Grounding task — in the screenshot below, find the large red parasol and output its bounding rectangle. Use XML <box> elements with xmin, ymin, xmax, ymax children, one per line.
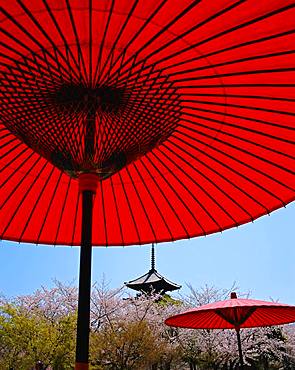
<box><xmin>1</xmin><ymin>1</ymin><xmax>295</xmax><ymax>369</ymax></box>
<box><xmin>165</xmin><ymin>292</ymin><xmax>295</xmax><ymax>368</ymax></box>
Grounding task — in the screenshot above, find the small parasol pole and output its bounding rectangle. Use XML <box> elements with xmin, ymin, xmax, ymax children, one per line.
<box><xmin>235</xmin><ymin>327</ymin><xmax>244</xmax><ymax>370</ymax></box>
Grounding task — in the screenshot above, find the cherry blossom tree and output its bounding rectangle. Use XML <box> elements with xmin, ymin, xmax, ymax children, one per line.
<box><xmin>0</xmin><ymin>280</ymin><xmax>294</xmax><ymax>369</ymax></box>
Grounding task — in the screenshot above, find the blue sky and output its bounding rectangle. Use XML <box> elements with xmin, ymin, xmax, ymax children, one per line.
<box><xmin>1</xmin><ymin>201</ymin><xmax>294</xmax><ymax>304</ymax></box>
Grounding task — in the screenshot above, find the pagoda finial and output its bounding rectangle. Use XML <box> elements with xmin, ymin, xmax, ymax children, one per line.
<box><xmin>151</xmin><ymin>243</ymin><xmax>155</xmax><ymax>271</ymax></box>
<box><xmin>125</xmin><ymin>242</ymin><xmax>181</xmax><ymax>294</ymax></box>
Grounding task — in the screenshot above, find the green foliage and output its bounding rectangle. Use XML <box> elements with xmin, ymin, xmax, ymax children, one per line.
<box><xmin>157</xmin><ymin>294</ymin><xmax>182</xmax><ymax>306</ymax></box>
<box><xmin>0</xmin><ymin>303</ymin><xmax>76</xmax><ymax>369</ymax></box>
<box><xmin>90</xmin><ymin>320</ymin><xmax>162</xmax><ymax>369</ymax></box>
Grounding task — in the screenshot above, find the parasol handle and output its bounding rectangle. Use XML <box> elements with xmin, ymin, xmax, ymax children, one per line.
<box><xmin>75</xmin><ymin>174</ymin><xmax>98</xmax><ymax>370</ymax></box>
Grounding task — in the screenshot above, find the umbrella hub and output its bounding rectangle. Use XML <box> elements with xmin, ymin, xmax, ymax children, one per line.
<box><xmin>1</xmin><ymin>52</ymin><xmax>182</xmax><ymax>179</ymax></box>
<box><xmin>54</xmin><ymin>84</ymin><xmax>126</xmax><ymax>114</ymax></box>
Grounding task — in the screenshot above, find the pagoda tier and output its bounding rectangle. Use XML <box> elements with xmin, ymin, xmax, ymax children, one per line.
<box><xmin>125</xmin><ymin>244</ymin><xmax>181</xmax><ymax>295</ymax></box>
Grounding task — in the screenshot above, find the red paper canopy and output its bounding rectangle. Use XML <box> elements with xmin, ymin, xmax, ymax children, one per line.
<box><xmin>165</xmin><ymin>295</ymin><xmax>295</xmax><ymax>329</ymax></box>
<box><xmin>0</xmin><ymin>1</ymin><xmax>295</xmax><ymax>246</ymax></box>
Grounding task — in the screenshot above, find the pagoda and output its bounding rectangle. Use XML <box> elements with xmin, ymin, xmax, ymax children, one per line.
<box><xmin>125</xmin><ymin>244</ymin><xmax>181</xmax><ymax>295</ymax></box>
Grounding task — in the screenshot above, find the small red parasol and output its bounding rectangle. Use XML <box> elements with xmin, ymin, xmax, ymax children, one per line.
<box><xmin>165</xmin><ymin>292</ymin><xmax>295</xmax><ymax>368</ymax></box>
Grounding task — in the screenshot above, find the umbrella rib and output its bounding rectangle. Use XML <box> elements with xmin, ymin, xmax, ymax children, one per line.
<box><xmin>2</xmin><ymin>61</ymin><xmax>55</xmax><ymax>100</ymax></box>
<box><xmin>179</xmin><ymin>82</ymin><xmax>295</xmax><ymax>88</ymax></box>
<box><xmin>182</xmin><ymin>104</ymin><xmax>295</xmax><ymax>134</ymax></box>
<box><xmin>121</xmin><ymin>90</ymin><xmax>175</xmax><ymax>153</ymax></box>
<box><xmin>122</xmin><ymin>81</ymin><xmax>181</xmax><ymax>145</ymax></box>
<box><xmin>139</xmin><ymin>157</ymin><xmax>190</xmax><ymax>239</ymax></box>
<box><xmin>3</xmin><ymin>63</ymin><xmax>62</xmax><ymax>129</ymax></box>
<box><xmin>182</xmin><ymin>98</ymin><xmax>295</xmax><ymax>119</ymax></box>
<box><xmin>179</xmin><ymin>117</ymin><xmax>295</xmax><ymax>160</ymax></box>
<box><xmin>120</xmin><ymin>34</ymin><xmax>295</xmax><ymax>84</ymax></box>
<box><xmin>104</xmin><ymin>65</ymin><xmax>174</xmax><ymax>160</ymax></box>
<box><xmin>202</xmin><ymin>310</ymin><xmax>223</xmax><ymax>329</ymax></box>
<box><xmin>215</xmin><ymin>309</ymin><xmax>236</xmax><ymax>326</ymax></box>
<box><xmin>157</xmin><ymin>144</ymin><xmax>241</xmax><ymax>225</ymax></box>
<box><xmin>1</xmin><ymin>60</ymin><xmax>87</xmax><ymax>169</ymax></box>
<box><xmin>125</xmin><ymin>165</ymin><xmax>158</xmax><ymax>242</ymax></box>
<box><xmin>118</xmin><ymin>107</ymin><xmax>179</xmax><ymax>162</ymax></box>
<box><xmin>41</xmin><ymin>0</ymin><xmax>83</xmax><ymax>82</ymax></box>
<box><xmin>18</xmin><ymin>165</ymin><xmax>56</xmax><ymax>242</ymax></box>
<box><xmin>70</xmin><ymin>190</ymin><xmax>80</xmax><ymax>247</ymax></box>
<box><xmin>97</xmin><ymin>58</ymin><xmax>144</xmax><ymax>161</ymax></box>
<box><xmin>0</xmin><ymin>131</ymin><xmax>23</xmax><ymax>152</ymax></box>
<box><xmin>238</xmin><ymin>308</ymin><xmax>257</xmax><ymax>327</ymax></box>
<box><xmin>149</xmin><ymin>151</ymin><xmax>207</xmax><ymax>234</ymax></box>
<box><xmin>97</xmin><ymin>0</ymin><xmax>139</xmax><ymax>84</ymax></box>
<box><xmin>174</xmin><ymin>67</ymin><xmax>295</xmax><ymax>83</ymax></box>
<box><xmin>53</xmin><ymin>176</ymin><xmax>72</xmax><ymax>246</ymax></box>
<box><xmin>168</xmin><ymin>50</ymin><xmax>295</xmax><ymax>78</ymax></box>
<box><xmin>178</xmin><ymin>117</ymin><xmax>295</xmax><ymax>177</ymax></box>
<box><xmin>95</xmin><ymin>110</ymin><xmax>106</xmax><ymax>168</ymax></box>
<box><xmin>132</xmin><ymin>161</ymin><xmax>175</xmax><ymax>241</ymax></box>
<box><xmin>102</xmin><ymin>0</ymin><xmax>168</xmax><ymax>83</ymax></box>
<box><xmin>107</xmin><ymin>0</ymin><xmax>201</xmax><ymax>83</ymax></box>
<box><xmin>0</xmin><ymin>134</ymin><xmax>19</xmax><ymax>149</ymax></box>
<box><xmin>100</xmin><ymin>58</ymin><xmax>147</xmax><ymax>160</ymax></box>
<box><xmin>122</xmin><ymin>51</ymin><xmax>295</xmax><ymax>86</ymax></box>
<box><xmin>161</xmin><ymin>140</ymin><xmax>260</xmax><ymax>217</ymax></box>
<box><xmin>0</xmin><ymin>146</ymin><xmax>31</xmax><ymax>175</ymax></box>
<box><xmin>107</xmin><ymin>2</ymin><xmax>294</xmax><ymax>85</ymax></box>
<box><xmin>0</xmin><ymin>14</ymin><xmax>79</xmax><ymax>82</ymax></box>
<box><xmin>126</xmin><ymin>99</ymin><xmax>294</xmax><ymax>170</ymax></box>
<box><xmin>106</xmin><ymin>0</ymin><xmax>242</xmax><ymax>85</ymax></box>
<box><xmin>58</xmin><ymin>108</ymin><xmax>86</xmax><ymax>167</ymax></box>
<box><xmin>182</xmin><ymin>92</ymin><xmax>295</xmax><ymax>103</ymax></box>
<box><xmin>181</xmin><ymin>109</ymin><xmax>295</xmax><ymax>147</ymax></box>
<box><xmin>0</xmin><ymin>150</ymin><xmax>35</xmax><ymax>191</ymax></box>
<box><xmin>155</xmin><ymin>3</ymin><xmax>295</xmax><ymax>65</ymax></box>
<box><xmin>175</xmin><ymin>130</ymin><xmax>293</xmax><ymax>202</ymax></box>
<box><xmin>39</xmin><ymin>48</ymin><xmax>62</xmax><ymax>85</ymax></box>
<box><xmin>157</xmin><ymin>145</ymin><xmax>239</xmax><ymax>228</ymax></box>
<box><xmin>0</xmin><ymin>60</ymin><xmax>60</xmax><ymax>92</ymax></box>
<box><xmin>158</xmin><ymin>145</ymin><xmax>236</xmax><ymax>229</ymax></box>
<box><xmin>0</xmin><ymin>44</ymin><xmax>66</xmax><ymax>86</ymax></box>
<box><xmin>157</xmin><ymin>29</ymin><xmax>295</xmax><ymax>73</ymax></box>
<box><xmin>1</xmin><ymin>159</ymin><xmax>48</xmax><ymax>239</ymax></box>
<box><xmin>110</xmin><ymin>176</ymin><xmax>124</xmax><ymax>246</ymax></box>
<box><xmin>0</xmin><ymin>126</ymin><xmax>11</xmax><ymax>134</ymax></box>
<box><xmin>112</xmin><ymin>47</ymin><xmax>128</xmax><ymax>87</ymax></box>
<box><xmin>130</xmin><ymin>95</ymin><xmax>294</xmax><ymax>134</ymax></box>
<box><xmin>55</xmin><ymin>110</ymin><xmax>85</xmax><ymax>166</ymax></box>
<box><xmin>64</xmin><ymin>0</ymin><xmax>87</xmax><ymax>82</ymax></box>
<box><xmin>36</xmin><ymin>171</ymin><xmax>63</xmax><ymax>244</ymax></box>
<box><xmin>88</xmin><ymin>0</ymin><xmax>92</xmax><ymax>86</ymax></box>
<box><xmin>0</xmin><ymin>154</ymin><xmax>41</xmax><ymax>218</ymax></box>
<box><xmin>93</xmin><ymin>0</ymin><xmax>115</xmax><ymax>86</ymax></box>
<box><xmin>0</xmin><ymin>99</ymin><xmax>75</xmax><ymax>165</ymax></box>
<box><xmin>168</xmin><ymin>137</ymin><xmax>286</xmax><ymax>210</ymax></box>
<box><xmin>118</xmin><ymin>171</ymin><xmax>141</xmax><ymax>244</ymax></box>
<box><xmin>15</xmin><ymin>0</ymin><xmax>82</xmax><ymax>83</ymax></box>
<box><xmin>0</xmin><ymin>49</ymin><xmax>66</xmax><ymax>84</ymax></box>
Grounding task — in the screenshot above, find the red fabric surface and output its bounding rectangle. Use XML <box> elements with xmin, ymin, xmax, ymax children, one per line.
<box><xmin>165</xmin><ymin>297</ymin><xmax>295</xmax><ymax>329</ymax></box>
<box><xmin>0</xmin><ymin>1</ymin><xmax>294</xmax><ymax>246</ymax></box>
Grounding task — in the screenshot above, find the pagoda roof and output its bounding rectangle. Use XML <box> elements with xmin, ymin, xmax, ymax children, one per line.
<box><xmin>125</xmin><ymin>244</ymin><xmax>181</xmax><ymax>295</ymax></box>
<box><xmin>125</xmin><ymin>268</ymin><xmax>181</xmax><ymax>294</ymax></box>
